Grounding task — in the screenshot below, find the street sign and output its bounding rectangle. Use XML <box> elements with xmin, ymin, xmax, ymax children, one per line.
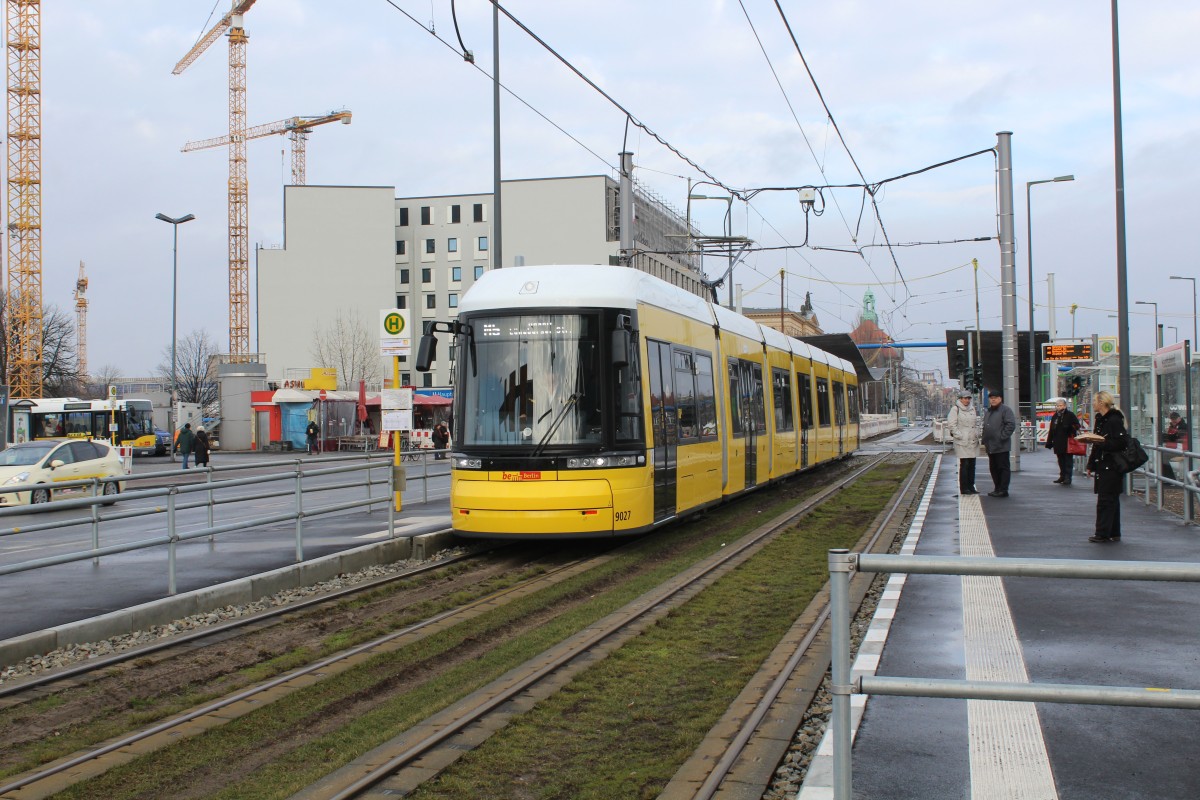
<box><xmin>319</xmin><ymin>389</ymin><xmax>327</xmax><ymax>401</ymax></box>
<box><xmin>380</xmin><ymin>308</ymin><xmax>411</xmax><ymax>356</ymax></box>
<box><xmin>1042</xmin><ymin>342</ymin><xmax>1094</xmax><ymax>363</ymax></box>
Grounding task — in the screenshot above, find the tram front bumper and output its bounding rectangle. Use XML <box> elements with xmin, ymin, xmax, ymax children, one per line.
<box><xmin>451</xmin><ymin>476</ymin><xmax>614</xmax><ymax>536</ymax></box>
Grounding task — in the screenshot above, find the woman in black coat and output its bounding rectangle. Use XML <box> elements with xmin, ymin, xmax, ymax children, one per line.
<box><xmin>193</xmin><ymin>426</ymin><xmax>211</xmax><ymax>468</ymax></box>
<box><xmin>1085</xmin><ymin>391</ymin><xmax>1128</xmax><ymax>542</ymax></box>
<box><xmin>1045</xmin><ymin>398</ymin><xmax>1081</xmax><ymax>485</ymax></box>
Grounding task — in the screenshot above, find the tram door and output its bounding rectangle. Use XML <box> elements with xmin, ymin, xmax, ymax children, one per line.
<box><xmin>798</xmin><ymin>373</ymin><xmax>812</xmax><ymax>468</ymax></box>
<box><xmin>740</xmin><ymin>359</ymin><xmax>761</xmax><ymax>489</ymax></box>
<box><xmin>647</xmin><ymin>340</ymin><xmax>678</xmax><ymax>522</ymax></box>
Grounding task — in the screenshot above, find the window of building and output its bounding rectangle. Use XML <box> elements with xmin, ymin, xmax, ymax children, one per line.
<box><xmin>421</xmin><ymin>268</ymin><xmax>432</xmax><ymax>283</ymax></box>
<box><xmin>451</xmin><ymin>266</ymin><xmax>462</xmax><ymax>282</ymax></box>
<box><xmin>448</xmin><ymin>237</ymin><xmax>458</xmax><ymax>253</ymax></box>
<box><xmin>451</xmin><ymin>204</ymin><xmax>461</xmax><ymax>223</ymax></box>
<box><xmin>420</xmin><ymin>206</ymin><xmax>431</xmax><ymax>225</ymax></box>
<box><xmin>399</xmin><ymin>268</ymin><xmax>410</xmax><ymax>284</ymax></box>
<box><xmin>422</xmin><ymin>373</ymin><xmax>434</xmax><ymax>388</ymax></box>
<box><xmin>395</xmin><ymin>240</ymin><xmax>406</xmax><ymax>256</ymax></box>
<box><xmin>402</xmin><ymin>372</ymin><xmax>411</xmax><ymax>385</ymax></box>
<box><xmin>426</xmin><ymin>294</ymin><xmax>436</xmax><ymax>309</ymax></box>
<box><xmin>473</xmin><ymin>203</ymin><xmax>484</xmax><ymax>222</ymax></box>
<box><xmin>478</xmin><ymin>235</ymin><xmax>488</xmax><ymax>251</ymax></box>
<box><xmin>474</xmin><ymin>265</ymin><xmax>485</xmax><ymax>280</ymax></box>
<box><xmin>449</xmin><ymin>293</ymin><xmax>458</xmax><ymax>308</ymax></box>
<box><xmin>424</xmin><ymin>238</ymin><xmax>435</xmax><ymax>254</ymax></box>
<box><xmin>398</xmin><ymin>207</ymin><xmax>409</xmax><ymax>226</ymax></box>
<box><xmin>396</xmin><ymin>295</ymin><xmax>407</xmax><ymax>309</ymax></box>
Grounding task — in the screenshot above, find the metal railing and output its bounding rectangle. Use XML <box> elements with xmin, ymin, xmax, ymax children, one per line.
<box><xmin>1133</xmin><ymin>442</ymin><xmax>1198</xmax><ymax>523</ymax></box>
<box><xmin>0</xmin><ymin>449</ymin><xmax>450</xmax><ymax>594</ymax></box>
<box><xmin>827</xmin><ymin>550</ymin><xmax>1200</xmax><ymax>799</ymax></box>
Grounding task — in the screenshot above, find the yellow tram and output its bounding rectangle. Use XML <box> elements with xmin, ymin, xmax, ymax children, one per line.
<box><xmin>416</xmin><ymin>265</ymin><xmax>859</xmax><ymax>539</ymax></box>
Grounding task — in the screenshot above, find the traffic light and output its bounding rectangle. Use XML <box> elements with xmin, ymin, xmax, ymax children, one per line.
<box><xmin>970</xmin><ymin>365</ymin><xmax>984</xmax><ymax>392</ymax></box>
<box><xmin>951</xmin><ymin>338</ymin><xmax>967</xmax><ymax>385</ymax></box>
<box><xmin>1067</xmin><ymin>375</ymin><xmax>1083</xmax><ymax>397</ymax></box>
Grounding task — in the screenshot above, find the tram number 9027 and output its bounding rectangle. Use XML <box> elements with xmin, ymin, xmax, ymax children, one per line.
<box><xmin>615</xmin><ymin>510</ymin><xmax>632</xmax><ymax>522</ymax></box>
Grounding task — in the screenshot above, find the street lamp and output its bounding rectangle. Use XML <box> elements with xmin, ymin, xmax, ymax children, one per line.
<box><xmin>1169</xmin><ymin>275</ymin><xmax>1197</xmax><ymax>352</ymax></box>
<box><xmin>1135</xmin><ymin>300</ymin><xmax>1159</xmax><ymax>349</ymax></box>
<box><xmin>155</xmin><ymin>212</ymin><xmax>195</xmax><ymax>462</ymax></box>
<box><xmin>1026</xmin><ymin>174</ymin><xmax>1073</xmax><ymax>412</ymax></box>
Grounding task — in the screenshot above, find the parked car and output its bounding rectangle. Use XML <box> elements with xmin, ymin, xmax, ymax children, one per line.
<box><xmin>154</xmin><ymin>428</ymin><xmax>171</xmax><ymax>456</ymax></box>
<box><xmin>0</xmin><ymin>439</ymin><xmax>128</xmax><ymax>506</ymax></box>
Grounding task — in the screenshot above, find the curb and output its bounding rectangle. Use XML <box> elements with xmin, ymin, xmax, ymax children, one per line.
<box><xmin>0</xmin><ymin>529</ymin><xmax>458</xmax><ymax>668</ymax></box>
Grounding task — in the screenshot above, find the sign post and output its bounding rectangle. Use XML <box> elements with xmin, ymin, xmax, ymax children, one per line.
<box><xmin>380</xmin><ymin>309</ymin><xmax>412</xmax><ymax>512</ymax></box>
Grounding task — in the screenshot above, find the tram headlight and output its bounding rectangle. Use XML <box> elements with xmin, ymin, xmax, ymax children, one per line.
<box><xmin>3</xmin><ymin>472</ymin><xmax>30</xmax><ymax>485</ymax></box>
<box><xmin>566</xmin><ymin>454</ymin><xmax>641</xmax><ymax>469</ymax></box>
<box><xmin>454</xmin><ymin>457</ymin><xmax>483</xmax><ymax>470</ymax></box>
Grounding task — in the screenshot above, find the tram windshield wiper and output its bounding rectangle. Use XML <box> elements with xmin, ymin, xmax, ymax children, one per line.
<box><xmin>533</xmin><ymin>392</ymin><xmax>581</xmax><ymax>457</ymax></box>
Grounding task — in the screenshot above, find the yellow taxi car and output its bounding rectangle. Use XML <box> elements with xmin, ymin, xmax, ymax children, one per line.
<box><xmin>0</xmin><ymin>439</ymin><xmax>129</xmax><ymax>506</ymax></box>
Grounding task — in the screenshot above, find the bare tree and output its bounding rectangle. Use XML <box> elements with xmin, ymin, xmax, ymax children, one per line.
<box><xmin>155</xmin><ymin>329</ymin><xmax>220</xmax><ymax>410</ymax></box>
<box><xmin>86</xmin><ymin>364</ymin><xmax>124</xmax><ymax>398</ymax></box>
<box><xmin>310</xmin><ymin>308</ymin><xmax>381</xmax><ymax>389</ymax></box>
<box><xmin>0</xmin><ymin>292</ymin><xmax>81</xmax><ymax>397</ymax></box>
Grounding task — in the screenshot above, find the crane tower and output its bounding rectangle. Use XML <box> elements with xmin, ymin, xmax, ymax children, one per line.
<box><xmin>74</xmin><ymin>261</ymin><xmax>88</xmax><ymax>379</ymax></box>
<box><xmin>5</xmin><ymin>0</ymin><xmax>43</xmax><ymax>398</ymax></box>
<box><xmin>173</xmin><ymin>0</ymin><xmax>256</xmax><ymax>362</ymax></box>
<box><xmin>182</xmin><ymin>110</ymin><xmax>352</xmax><ymax>185</ymax></box>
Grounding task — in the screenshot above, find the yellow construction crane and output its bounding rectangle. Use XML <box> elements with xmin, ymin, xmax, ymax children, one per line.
<box><xmin>172</xmin><ymin>0</ymin><xmax>257</xmax><ymax>362</ymax></box>
<box><xmin>182</xmin><ymin>110</ymin><xmax>352</xmax><ymax>185</ymax></box>
<box><xmin>6</xmin><ymin>0</ymin><xmax>43</xmax><ymax>398</ymax></box>
<box><xmin>74</xmin><ymin>261</ymin><xmax>88</xmax><ymax>380</ymax></box>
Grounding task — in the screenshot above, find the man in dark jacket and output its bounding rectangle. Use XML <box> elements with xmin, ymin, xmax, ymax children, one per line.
<box><xmin>175</xmin><ymin>423</ymin><xmax>195</xmax><ymax>470</ymax></box>
<box><xmin>981</xmin><ymin>391</ymin><xmax>1016</xmax><ymax>497</ymax></box>
<box><xmin>305</xmin><ymin>420</ymin><xmax>320</xmax><ymax>455</ymax></box>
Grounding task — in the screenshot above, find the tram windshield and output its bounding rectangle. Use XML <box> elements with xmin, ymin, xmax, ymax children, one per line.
<box><xmin>458</xmin><ymin>313</ymin><xmax>604</xmax><ymax>447</ymax></box>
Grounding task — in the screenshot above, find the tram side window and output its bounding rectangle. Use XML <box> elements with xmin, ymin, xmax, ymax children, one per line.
<box><xmin>673</xmin><ymin>349</ymin><xmax>698</xmax><ymax>442</ymax></box>
<box><xmin>798</xmin><ymin>373</ymin><xmax>813</xmax><ymax>429</ymax></box>
<box><xmin>816</xmin><ymin>377</ymin><xmax>831</xmax><ymax>427</ymax></box>
<box><xmin>614</xmin><ymin>329</ymin><xmax>643</xmax><ymax>445</ymax></box>
<box><xmin>833</xmin><ymin>381</ymin><xmax>846</xmax><ymax>425</ymax></box>
<box><xmin>847</xmin><ymin>385</ymin><xmax>860</xmax><ymax>422</ymax></box>
<box><xmin>773</xmin><ymin>368</ymin><xmax>794</xmax><ymax>432</ymax></box>
<box><xmin>695</xmin><ymin>353</ymin><xmax>717</xmax><ymax>440</ymax></box>
<box><xmin>728</xmin><ymin>359</ymin><xmax>743</xmax><ymax>437</ymax></box>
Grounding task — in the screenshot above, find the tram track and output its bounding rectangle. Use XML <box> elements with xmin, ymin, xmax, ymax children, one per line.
<box><xmin>0</xmin><ymin>454</ymin><xmax>918</xmax><ymax>800</ymax></box>
<box><xmin>298</xmin><ymin>455</ymin><xmax>903</xmax><ymax>800</ymax></box>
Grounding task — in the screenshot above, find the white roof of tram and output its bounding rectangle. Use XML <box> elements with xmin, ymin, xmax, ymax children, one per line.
<box><xmin>459</xmin><ymin>265</ymin><xmax>854</xmax><ymax>376</ymax></box>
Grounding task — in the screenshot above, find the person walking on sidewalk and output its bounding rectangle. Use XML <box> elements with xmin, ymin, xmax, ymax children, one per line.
<box><xmin>175</xmin><ymin>423</ymin><xmax>195</xmax><ymax>470</ymax></box>
<box><xmin>1085</xmin><ymin>391</ymin><xmax>1129</xmax><ymax>542</ymax></box>
<box><xmin>981</xmin><ymin>390</ymin><xmax>1016</xmax><ymax>497</ymax></box>
<box><xmin>946</xmin><ymin>389</ymin><xmax>980</xmax><ymax>496</ymax></box>
<box><xmin>1045</xmin><ymin>398</ymin><xmax>1081</xmax><ymax>485</ymax></box>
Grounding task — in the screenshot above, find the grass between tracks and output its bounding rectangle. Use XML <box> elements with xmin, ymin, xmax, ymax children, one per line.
<box><xmin>45</xmin><ymin>459</ymin><xmax>912</xmax><ymax>800</ymax></box>
<box><xmin>409</xmin><ymin>461</ymin><xmax>914</xmax><ymax>800</ymax></box>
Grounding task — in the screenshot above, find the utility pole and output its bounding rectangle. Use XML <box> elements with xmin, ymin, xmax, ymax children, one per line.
<box><xmin>996</xmin><ymin>131</ymin><xmax>1020</xmax><ymax>470</ymax></box>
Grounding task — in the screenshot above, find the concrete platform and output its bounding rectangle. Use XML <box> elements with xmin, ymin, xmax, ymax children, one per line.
<box><xmin>801</xmin><ymin>447</ymin><xmax>1200</xmax><ymax>799</ymax></box>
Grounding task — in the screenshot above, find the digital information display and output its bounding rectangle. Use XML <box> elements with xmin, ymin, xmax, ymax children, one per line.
<box><xmin>1042</xmin><ymin>342</ymin><xmax>1094</xmax><ymax>363</ymax></box>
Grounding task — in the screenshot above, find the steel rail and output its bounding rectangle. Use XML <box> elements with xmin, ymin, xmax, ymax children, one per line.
<box><xmin>326</xmin><ymin>455</ymin><xmax>889</xmax><ymax>800</ymax></box>
<box><xmin>0</xmin><ymin>545</ymin><xmax>605</xmax><ymax>797</ymax></box>
<box><xmin>691</xmin><ymin>453</ymin><xmax>931</xmax><ymax>799</ymax></box>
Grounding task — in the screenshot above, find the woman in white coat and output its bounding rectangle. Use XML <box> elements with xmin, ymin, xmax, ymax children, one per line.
<box><xmin>946</xmin><ymin>389</ymin><xmax>980</xmax><ymax>495</ymax></box>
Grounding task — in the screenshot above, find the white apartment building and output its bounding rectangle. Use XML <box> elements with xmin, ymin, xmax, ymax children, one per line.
<box><xmin>259</xmin><ymin>176</ymin><xmax>702</xmax><ymax>389</ymax></box>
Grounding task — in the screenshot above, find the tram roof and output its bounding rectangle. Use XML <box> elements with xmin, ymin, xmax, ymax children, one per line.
<box><xmin>459</xmin><ymin>265</ymin><xmax>853</xmax><ymax>375</ymax></box>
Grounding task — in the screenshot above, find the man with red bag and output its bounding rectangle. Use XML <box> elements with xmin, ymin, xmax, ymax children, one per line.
<box><xmin>1045</xmin><ymin>398</ymin><xmax>1081</xmax><ymax>486</ymax></box>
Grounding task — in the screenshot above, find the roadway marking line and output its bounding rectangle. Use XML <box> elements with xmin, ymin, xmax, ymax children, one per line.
<box><xmin>960</xmin><ymin>495</ymin><xmax>1058</xmax><ymax>799</ymax></box>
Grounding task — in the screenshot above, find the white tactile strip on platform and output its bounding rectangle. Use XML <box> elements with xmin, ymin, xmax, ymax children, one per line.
<box><xmin>960</xmin><ymin>493</ymin><xmax>1058</xmax><ymax>799</ymax></box>
<box><xmin>796</xmin><ymin>456</ymin><xmax>940</xmax><ymax>800</ymax></box>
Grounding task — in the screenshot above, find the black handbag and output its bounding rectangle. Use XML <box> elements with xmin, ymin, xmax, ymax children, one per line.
<box><xmin>1111</xmin><ymin>436</ymin><xmax>1149</xmax><ymax>474</ymax></box>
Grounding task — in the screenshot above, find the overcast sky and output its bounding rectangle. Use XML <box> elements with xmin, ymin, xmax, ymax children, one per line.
<box><xmin>34</xmin><ymin>1</ymin><xmax>1200</xmax><ymax>380</ymax></box>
